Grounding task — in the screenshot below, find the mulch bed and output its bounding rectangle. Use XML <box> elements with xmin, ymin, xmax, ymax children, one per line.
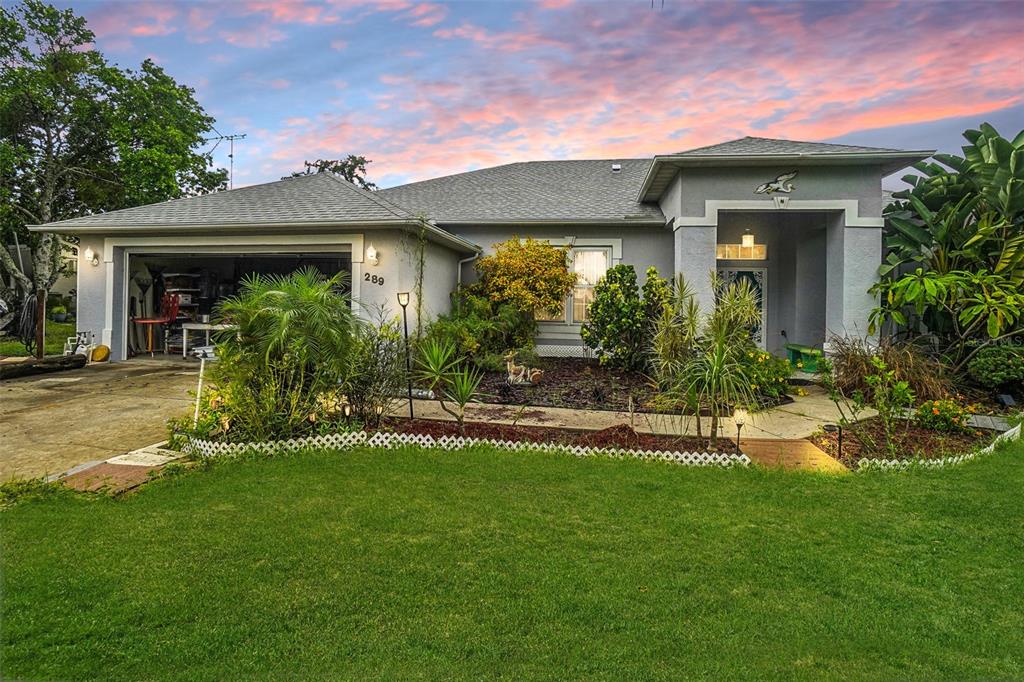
<box><xmin>477</xmin><ymin>358</ymin><xmax>655</xmax><ymax>412</ymax></box>
<box><xmin>476</xmin><ymin>357</ymin><xmax>791</xmax><ymax>413</ymax></box>
<box><xmin>810</xmin><ymin>416</ymin><xmax>995</xmax><ymax>466</ymax></box>
<box><xmin>384</xmin><ymin>418</ymin><xmax>739</xmax><ymax>454</ymax></box>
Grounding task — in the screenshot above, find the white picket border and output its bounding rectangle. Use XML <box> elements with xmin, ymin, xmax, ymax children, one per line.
<box><xmin>183</xmin><ymin>430</ymin><xmax>749</xmax><ymax>467</ymax></box>
<box><xmin>857</xmin><ymin>422</ymin><xmax>1022</xmax><ymax>471</ymax></box>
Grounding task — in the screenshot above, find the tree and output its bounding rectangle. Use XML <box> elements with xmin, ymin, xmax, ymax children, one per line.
<box><xmin>580</xmin><ymin>264</ymin><xmax>646</xmax><ymax>370</ymax></box>
<box><xmin>475</xmin><ymin>237</ymin><xmax>577</xmax><ymax>316</ymax></box>
<box><xmin>292</xmin><ymin>156</ymin><xmax>376</xmax><ymax>190</ymax></box>
<box><xmin>0</xmin><ymin>0</ymin><xmax>226</xmax><ymax>353</ymax></box>
<box><xmin>872</xmin><ymin>123</ymin><xmax>1024</xmax><ymax>367</ymax></box>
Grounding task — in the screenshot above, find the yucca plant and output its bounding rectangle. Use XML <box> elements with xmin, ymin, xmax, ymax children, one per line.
<box><xmin>416</xmin><ymin>338</ymin><xmax>482</xmax><ymax>435</ymax></box>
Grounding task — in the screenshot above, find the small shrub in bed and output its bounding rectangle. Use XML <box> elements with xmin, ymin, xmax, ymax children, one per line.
<box><xmin>582</xmin><ymin>265</ymin><xmax>672</xmax><ymax>371</ymax></box>
<box><xmin>914</xmin><ymin>398</ymin><xmax>977</xmax><ymax>434</ymax></box>
<box><xmin>967</xmin><ymin>345</ymin><xmax>1024</xmax><ymax>392</ymax></box>
<box><xmin>741</xmin><ymin>349</ymin><xmax>792</xmax><ymax>406</ymax></box>
<box><xmin>344</xmin><ymin>308</ymin><xmax>408</xmax><ymax>428</ymax></box>
<box><xmin>424</xmin><ymin>290</ymin><xmax>535</xmax><ymax>368</ymax></box>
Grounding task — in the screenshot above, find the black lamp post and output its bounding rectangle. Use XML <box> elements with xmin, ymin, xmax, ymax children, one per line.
<box><xmin>397</xmin><ymin>292</ymin><xmax>414</xmax><ymax>420</ymax></box>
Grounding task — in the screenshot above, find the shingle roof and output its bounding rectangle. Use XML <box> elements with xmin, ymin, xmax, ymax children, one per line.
<box><xmin>674</xmin><ymin>136</ymin><xmax>907</xmax><ymax>157</ymax></box>
<box><xmin>378</xmin><ymin>159</ymin><xmax>664</xmax><ymax>223</ymax></box>
<box><xmin>40</xmin><ymin>172</ymin><xmax>414</xmax><ymax>229</ymax></box>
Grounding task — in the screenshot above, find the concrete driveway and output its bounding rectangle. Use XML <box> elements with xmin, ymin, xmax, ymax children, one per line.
<box><xmin>1</xmin><ymin>359</ymin><xmax>197</xmax><ymax>480</ymax></box>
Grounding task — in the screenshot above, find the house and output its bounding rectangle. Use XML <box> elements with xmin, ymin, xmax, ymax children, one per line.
<box><xmin>31</xmin><ymin>136</ymin><xmax>932</xmax><ymax>361</ymax></box>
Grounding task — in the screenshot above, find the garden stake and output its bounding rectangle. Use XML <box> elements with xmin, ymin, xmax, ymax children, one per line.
<box><xmin>193</xmin><ymin>356</ymin><xmax>206</xmax><ymax>429</ymax></box>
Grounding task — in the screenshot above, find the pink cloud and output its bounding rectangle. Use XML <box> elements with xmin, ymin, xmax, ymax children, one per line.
<box><xmin>243</xmin><ymin>1</ymin><xmax>339</xmax><ymax>25</ymax></box>
<box><xmin>403</xmin><ymin>3</ymin><xmax>449</xmax><ymax>27</ymax></box>
<box><xmin>330</xmin><ymin>39</ymin><xmax>348</xmax><ymax>50</ymax></box>
<box><xmin>220</xmin><ymin>25</ymin><xmax>287</xmax><ymax>48</ymax></box>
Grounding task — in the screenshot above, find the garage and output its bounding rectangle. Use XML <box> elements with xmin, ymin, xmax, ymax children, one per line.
<box><xmin>125</xmin><ymin>251</ymin><xmax>353</xmax><ymax>357</ymax></box>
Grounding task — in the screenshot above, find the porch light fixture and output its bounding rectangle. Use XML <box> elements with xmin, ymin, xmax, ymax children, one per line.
<box><xmin>733</xmin><ymin>408</ymin><xmax>748</xmax><ymax>452</ymax></box>
<box><xmin>741</xmin><ymin>230</ymin><xmax>755</xmax><ymax>249</ymax></box>
<box><xmin>83</xmin><ymin>247</ymin><xmax>99</xmax><ymax>267</ymax></box>
<box><xmin>397</xmin><ymin>292</ymin><xmax>414</xmax><ymax>419</ymax></box>
<box><xmin>365</xmin><ymin>243</ymin><xmax>379</xmax><ymax>266</ymax></box>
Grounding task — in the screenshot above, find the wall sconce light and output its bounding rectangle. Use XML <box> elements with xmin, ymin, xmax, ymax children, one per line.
<box><xmin>83</xmin><ymin>247</ymin><xmax>99</xmax><ymax>266</ymax></box>
<box><xmin>741</xmin><ymin>230</ymin><xmax>755</xmax><ymax>249</ymax></box>
<box><xmin>365</xmin><ymin>243</ymin><xmax>379</xmax><ymax>266</ymax></box>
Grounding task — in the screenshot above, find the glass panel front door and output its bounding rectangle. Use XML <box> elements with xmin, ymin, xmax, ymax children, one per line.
<box><xmin>717</xmin><ymin>267</ymin><xmax>767</xmax><ymax>349</ymax></box>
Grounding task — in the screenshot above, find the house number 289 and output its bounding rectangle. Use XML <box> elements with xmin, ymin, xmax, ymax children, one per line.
<box><xmin>364</xmin><ymin>273</ymin><xmax>384</xmax><ymax>286</ymax></box>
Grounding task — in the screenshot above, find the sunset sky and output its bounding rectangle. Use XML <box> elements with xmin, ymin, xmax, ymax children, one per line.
<box><xmin>53</xmin><ymin>0</ymin><xmax>1024</xmax><ymax>189</ymax></box>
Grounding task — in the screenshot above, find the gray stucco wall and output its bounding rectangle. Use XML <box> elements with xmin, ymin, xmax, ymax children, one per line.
<box><xmin>673</xmin><ymin>165</ymin><xmax>884</xmax><ymax>219</ymax></box>
<box><xmin>75</xmin><ymin>235</ymin><xmax>106</xmax><ymax>347</ymax></box>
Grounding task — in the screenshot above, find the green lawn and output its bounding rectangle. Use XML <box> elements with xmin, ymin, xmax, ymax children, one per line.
<box><xmin>0</xmin><ymin>321</ymin><xmax>75</xmax><ymax>357</ymax></box>
<box><xmin>3</xmin><ymin>442</ymin><xmax>1024</xmax><ymax>680</ymax></box>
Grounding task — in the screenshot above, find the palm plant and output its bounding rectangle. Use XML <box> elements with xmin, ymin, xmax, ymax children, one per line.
<box><xmin>205</xmin><ymin>268</ymin><xmax>359</xmax><ymax>440</ymax></box>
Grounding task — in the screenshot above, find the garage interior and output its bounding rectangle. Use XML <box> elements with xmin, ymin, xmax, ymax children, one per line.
<box><xmin>126</xmin><ymin>252</ymin><xmax>352</xmax><ymax>357</ymax></box>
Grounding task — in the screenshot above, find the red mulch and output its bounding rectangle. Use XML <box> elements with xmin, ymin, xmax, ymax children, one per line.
<box><xmin>60</xmin><ymin>463</ymin><xmax>159</xmax><ymax>494</ymax></box>
<box><xmin>810</xmin><ymin>416</ymin><xmax>994</xmax><ymax>466</ymax></box>
<box><xmin>384</xmin><ymin>418</ymin><xmax>738</xmax><ymax>454</ymax></box>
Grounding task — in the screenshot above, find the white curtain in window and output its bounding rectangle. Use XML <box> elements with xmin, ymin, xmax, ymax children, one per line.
<box><xmin>574</xmin><ymin>250</ymin><xmax>608</xmax><ymax>286</ymax></box>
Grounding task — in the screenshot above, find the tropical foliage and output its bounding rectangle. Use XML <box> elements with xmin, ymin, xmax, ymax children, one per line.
<box><xmin>184</xmin><ymin>269</ymin><xmax>358</xmax><ymax>442</ymax></box>
<box><xmin>475</xmin><ymin>238</ymin><xmax>577</xmax><ymax>315</ymax></box>
<box><xmin>424</xmin><ymin>289</ymin><xmax>535</xmax><ymax>368</ymax></box>
<box><xmin>871</xmin><ymin>123</ymin><xmax>1024</xmax><ymax>369</ymax></box>
<box><xmin>415</xmin><ymin>339</ymin><xmax>482</xmax><ymax>435</ymax></box>
<box><xmin>825</xmin><ymin>336</ymin><xmax>953</xmax><ymax>401</ymax></box>
<box><xmin>581</xmin><ymin>265</ymin><xmax>671</xmax><ymax>370</ymax></box>
<box><xmin>650</xmin><ymin>274</ymin><xmax>770</xmax><ymax>448</ymax></box>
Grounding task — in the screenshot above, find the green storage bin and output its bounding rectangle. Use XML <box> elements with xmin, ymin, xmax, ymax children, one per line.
<box><xmin>785</xmin><ymin>343</ymin><xmax>823</xmax><ymax>372</ymax></box>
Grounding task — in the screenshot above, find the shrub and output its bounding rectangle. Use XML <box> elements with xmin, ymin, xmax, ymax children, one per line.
<box><xmin>475</xmin><ymin>237</ymin><xmax>577</xmax><ymax>315</ymax></box>
<box><xmin>914</xmin><ymin>398</ymin><xmax>976</xmax><ymax>434</ymax></box>
<box><xmin>344</xmin><ymin>308</ymin><xmax>408</xmax><ymax>428</ymax></box>
<box><xmin>582</xmin><ymin>265</ymin><xmax>673</xmax><ymax>371</ymax></box>
<box><xmin>741</xmin><ymin>349</ymin><xmax>792</xmax><ymax>407</ymax></box>
<box><xmin>191</xmin><ymin>269</ymin><xmax>358</xmax><ymax>442</ymax></box>
<box><xmin>424</xmin><ymin>290</ymin><xmax>535</xmax><ymax>368</ymax></box>
<box><xmin>967</xmin><ymin>345</ymin><xmax>1024</xmax><ymax>390</ymax></box>
<box><xmin>827</xmin><ymin>336</ymin><xmax>952</xmax><ymax>401</ymax></box>
<box><xmin>581</xmin><ymin>264</ymin><xmax>645</xmax><ymax>369</ymax></box>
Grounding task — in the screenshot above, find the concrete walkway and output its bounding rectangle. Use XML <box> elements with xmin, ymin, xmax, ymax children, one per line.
<box><xmin>404</xmin><ymin>384</ymin><xmax>853</xmax><ymax>440</ymax></box>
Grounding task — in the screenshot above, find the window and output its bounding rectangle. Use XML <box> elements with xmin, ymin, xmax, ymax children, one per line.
<box><xmin>537</xmin><ymin>247</ymin><xmax>610</xmax><ymax>324</ymax></box>
<box><xmin>716</xmin><ymin>242</ymin><xmax>767</xmax><ymax>260</ymax></box>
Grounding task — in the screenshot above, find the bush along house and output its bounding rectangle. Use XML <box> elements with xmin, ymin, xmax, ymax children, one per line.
<box><xmin>32</xmin><ymin>136</ymin><xmax>931</xmax><ymax>361</ymax></box>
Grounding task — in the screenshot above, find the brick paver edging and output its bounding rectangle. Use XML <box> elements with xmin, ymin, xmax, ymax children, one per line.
<box><xmin>184</xmin><ymin>430</ymin><xmax>750</xmax><ymax>467</ymax></box>
<box><xmin>857</xmin><ymin>422</ymin><xmax>1022</xmax><ymax>472</ymax></box>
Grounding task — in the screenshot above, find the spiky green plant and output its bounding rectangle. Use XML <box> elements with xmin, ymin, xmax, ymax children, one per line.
<box><xmin>416</xmin><ymin>338</ymin><xmax>482</xmax><ymax>434</ymax></box>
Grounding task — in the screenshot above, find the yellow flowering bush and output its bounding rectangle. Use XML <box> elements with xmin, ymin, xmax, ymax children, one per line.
<box><xmin>475</xmin><ymin>238</ymin><xmax>578</xmax><ymax>315</ymax></box>
<box><xmin>741</xmin><ymin>349</ymin><xmax>792</xmax><ymax>406</ymax></box>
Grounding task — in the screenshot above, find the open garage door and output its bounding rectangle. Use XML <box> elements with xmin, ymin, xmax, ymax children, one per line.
<box><xmin>125</xmin><ymin>251</ymin><xmax>352</xmax><ymax>357</ymax></box>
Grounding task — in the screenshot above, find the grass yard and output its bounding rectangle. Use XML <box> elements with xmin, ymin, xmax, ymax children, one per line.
<box><xmin>3</xmin><ymin>442</ymin><xmax>1024</xmax><ymax>680</ymax></box>
<box><xmin>0</xmin><ymin>321</ymin><xmax>75</xmax><ymax>357</ymax></box>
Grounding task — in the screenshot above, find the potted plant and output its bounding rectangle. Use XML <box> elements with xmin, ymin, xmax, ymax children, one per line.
<box><xmin>50</xmin><ymin>305</ymin><xmax>67</xmax><ymax>323</ymax></box>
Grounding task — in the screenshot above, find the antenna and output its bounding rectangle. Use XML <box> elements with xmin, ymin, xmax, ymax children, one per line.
<box><xmin>202</xmin><ymin>130</ymin><xmax>247</xmax><ymax>189</ymax></box>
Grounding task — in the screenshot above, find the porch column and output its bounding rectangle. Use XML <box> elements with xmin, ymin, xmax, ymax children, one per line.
<box><xmin>674</xmin><ymin>224</ymin><xmax>717</xmax><ymax>312</ymax></box>
<box><xmin>825</xmin><ymin>213</ymin><xmax>881</xmax><ymax>342</ymax></box>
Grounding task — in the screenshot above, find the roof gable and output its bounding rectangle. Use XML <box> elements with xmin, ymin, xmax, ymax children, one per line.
<box><xmin>674</xmin><ymin>136</ymin><xmax>907</xmax><ymax>157</ymax></box>
<box><xmin>39</xmin><ymin>172</ymin><xmax>414</xmax><ymax>231</ymax></box>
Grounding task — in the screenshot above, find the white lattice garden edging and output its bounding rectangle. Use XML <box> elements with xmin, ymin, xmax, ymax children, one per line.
<box><xmin>857</xmin><ymin>422</ymin><xmax>1022</xmax><ymax>472</ymax></box>
<box><xmin>183</xmin><ymin>430</ymin><xmax>749</xmax><ymax>467</ymax></box>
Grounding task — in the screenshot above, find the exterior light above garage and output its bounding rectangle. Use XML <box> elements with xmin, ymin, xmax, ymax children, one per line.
<box><xmin>83</xmin><ymin>247</ymin><xmax>99</xmax><ymax>266</ymax></box>
<box><xmin>365</xmin><ymin>243</ymin><xmax>379</xmax><ymax>266</ymax></box>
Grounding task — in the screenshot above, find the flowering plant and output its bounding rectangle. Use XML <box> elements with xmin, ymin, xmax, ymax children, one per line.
<box><xmin>914</xmin><ymin>398</ymin><xmax>977</xmax><ymax>434</ymax></box>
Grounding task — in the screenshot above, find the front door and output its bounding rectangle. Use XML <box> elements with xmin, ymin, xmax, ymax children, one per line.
<box><xmin>717</xmin><ymin>267</ymin><xmax>767</xmax><ymax>349</ymax></box>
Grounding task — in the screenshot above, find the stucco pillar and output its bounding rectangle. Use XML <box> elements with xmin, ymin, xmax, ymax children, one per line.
<box><xmin>825</xmin><ymin>213</ymin><xmax>881</xmax><ymax>343</ymax></box>
<box><xmin>674</xmin><ymin>225</ymin><xmax>717</xmax><ymax>311</ymax></box>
